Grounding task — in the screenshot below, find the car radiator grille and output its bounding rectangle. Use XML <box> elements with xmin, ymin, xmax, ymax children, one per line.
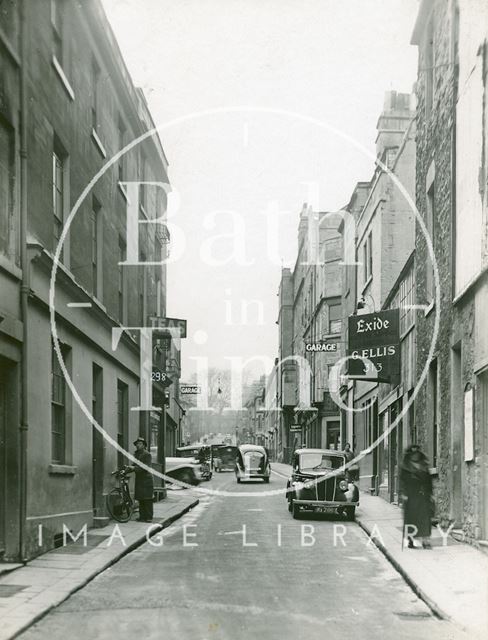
<box><xmin>315</xmin><ymin>476</ymin><xmax>336</xmax><ymax>501</ymax></box>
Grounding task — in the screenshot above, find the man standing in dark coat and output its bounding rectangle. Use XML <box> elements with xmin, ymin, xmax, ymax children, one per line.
<box><xmin>130</xmin><ymin>437</ymin><xmax>154</xmax><ymax>522</ymax></box>
<box><xmin>400</xmin><ymin>444</ymin><xmax>433</xmax><ymax>549</ymax></box>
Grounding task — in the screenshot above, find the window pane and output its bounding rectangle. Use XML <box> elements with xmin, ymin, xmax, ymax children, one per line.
<box><xmin>0</xmin><ymin>121</ymin><xmax>13</xmax><ymax>254</ymax></box>
<box><xmin>52</xmin><ymin>345</ymin><xmax>66</xmax><ymax>463</ymax></box>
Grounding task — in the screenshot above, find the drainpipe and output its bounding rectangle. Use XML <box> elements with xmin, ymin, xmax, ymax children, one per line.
<box><xmin>19</xmin><ymin>0</ymin><xmax>29</xmax><ymax>562</ymax></box>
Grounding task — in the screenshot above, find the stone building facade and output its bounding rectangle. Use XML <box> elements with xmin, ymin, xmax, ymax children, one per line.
<box><xmin>273</xmin><ymin>205</ymin><xmax>343</xmax><ymax>460</ymax></box>
<box><xmin>412</xmin><ymin>0</ymin><xmax>488</xmax><ymax>541</ymax></box>
<box><xmin>0</xmin><ymin>0</ymin><xmax>175</xmax><ymax>561</ymax></box>
<box><xmin>347</xmin><ymin>90</ymin><xmax>417</xmax><ymax>496</ymax></box>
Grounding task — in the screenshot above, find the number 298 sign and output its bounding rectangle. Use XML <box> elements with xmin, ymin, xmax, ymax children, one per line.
<box><xmin>151</xmin><ymin>370</ymin><xmax>173</xmax><ymax>387</ymax></box>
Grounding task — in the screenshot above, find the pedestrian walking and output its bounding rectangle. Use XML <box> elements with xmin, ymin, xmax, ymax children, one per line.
<box><xmin>343</xmin><ymin>442</ymin><xmax>359</xmax><ymax>481</ymax></box>
<box><xmin>343</xmin><ymin>442</ymin><xmax>354</xmax><ymax>463</ymax></box>
<box><xmin>130</xmin><ymin>437</ymin><xmax>154</xmax><ymax>523</ymax></box>
<box><xmin>400</xmin><ymin>444</ymin><xmax>433</xmax><ymax>549</ymax></box>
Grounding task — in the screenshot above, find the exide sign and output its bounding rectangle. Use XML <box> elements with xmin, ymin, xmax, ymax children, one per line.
<box><xmin>347</xmin><ymin>309</ymin><xmax>400</xmax><ymax>383</ymax></box>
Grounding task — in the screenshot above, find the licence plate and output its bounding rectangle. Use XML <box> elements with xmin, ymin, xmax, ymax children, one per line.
<box><xmin>315</xmin><ymin>506</ymin><xmax>336</xmax><ymax>514</ymax></box>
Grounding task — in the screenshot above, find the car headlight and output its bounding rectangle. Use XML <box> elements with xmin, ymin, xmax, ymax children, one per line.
<box><xmin>339</xmin><ymin>480</ymin><xmax>348</xmax><ymax>491</ymax></box>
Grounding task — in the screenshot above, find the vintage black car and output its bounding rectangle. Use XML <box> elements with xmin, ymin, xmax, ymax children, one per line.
<box><xmin>235</xmin><ymin>444</ymin><xmax>270</xmax><ymax>483</ymax></box>
<box><xmin>286</xmin><ymin>448</ymin><xmax>359</xmax><ymax>520</ymax></box>
<box><xmin>212</xmin><ymin>445</ymin><xmax>238</xmax><ymax>472</ymax></box>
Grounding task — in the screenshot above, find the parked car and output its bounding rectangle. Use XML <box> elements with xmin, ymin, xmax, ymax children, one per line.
<box><xmin>175</xmin><ymin>444</ymin><xmax>212</xmax><ymax>480</ymax></box>
<box><xmin>165</xmin><ymin>457</ymin><xmax>203</xmax><ymax>486</ymax></box>
<box><xmin>235</xmin><ymin>444</ymin><xmax>270</xmax><ymax>483</ymax></box>
<box><xmin>212</xmin><ymin>444</ymin><xmax>238</xmax><ymax>472</ymax></box>
<box><xmin>286</xmin><ymin>448</ymin><xmax>359</xmax><ymax>520</ymax></box>
<box><xmin>150</xmin><ymin>446</ymin><xmax>203</xmax><ymax>487</ymax></box>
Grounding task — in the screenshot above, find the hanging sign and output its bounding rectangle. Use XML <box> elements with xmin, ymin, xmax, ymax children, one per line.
<box><xmin>347</xmin><ymin>309</ymin><xmax>400</xmax><ymax>383</ymax></box>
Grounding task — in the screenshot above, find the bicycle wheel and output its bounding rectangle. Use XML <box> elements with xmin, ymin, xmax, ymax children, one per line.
<box><xmin>106</xmin><ymin>488</ymin><xmax>133</xmax><ymax>522</ymax></box>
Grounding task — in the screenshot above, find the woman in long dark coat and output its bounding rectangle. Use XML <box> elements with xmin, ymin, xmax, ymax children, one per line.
<box><xmin>400</xmin><ymin>444</ymin><xmax>433</xmax><ymax>549</ymax></box>
<box><xmin>131</xmin><ymin>437</ymin><xmax>154</xmax><ymax>522</ymax></box>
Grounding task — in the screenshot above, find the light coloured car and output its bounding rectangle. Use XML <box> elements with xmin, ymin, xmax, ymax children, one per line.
<box><xmin>235</xmin><ymin>444</ymin><xmax>271</xmax><ymax>483</ymax></box>
<box><xmin>165</xmin><ymin>457</ymin><xmax>203</xmax><ymax>485</ymax></box>
<box><xmin>149</xmin><ymin>446</ymin><xmax>202</xmax><ymax>486</ymax></box>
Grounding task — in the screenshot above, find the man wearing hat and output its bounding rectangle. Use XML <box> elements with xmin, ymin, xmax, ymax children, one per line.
<box><xmin>130</xmin><ymin>437</ymin><xmax>154</xmax><ymax>522</ymax></box>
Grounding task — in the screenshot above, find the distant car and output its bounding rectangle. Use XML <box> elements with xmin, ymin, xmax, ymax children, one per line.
<box><xmin>212</xmin><ymin>445</ymin><xmax>238</xmax><ymax>472</ymax></box>
<box><xmin>235</xmin><ymin>444</ymin><xmax>270</xmax><ymax>483</ymax></box>
<box><xmin>286</xmin><ymin>448</ymin><xmax>359</xmax><ymax>520</ymax></box>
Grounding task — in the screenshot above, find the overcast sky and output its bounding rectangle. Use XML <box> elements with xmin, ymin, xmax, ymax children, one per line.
<box><xmin>102</xmin><ymin>0</ymin><xmax>419</xmax><ymax>381</ymax></box>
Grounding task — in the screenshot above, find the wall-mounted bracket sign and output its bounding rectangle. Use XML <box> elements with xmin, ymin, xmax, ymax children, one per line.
<box><xmin>151</xmin><ymin>369</ymin><xmax>173</xmax><ymax>387</ymax></box>
<box><xmin>305</xmin><ymin>341</ymin><xmax>338</xmax><ymax>352</ymax></box>
<box><xmin>347</xmin><ymin>309</ymin><xmax>400</xmax><ymax>383</ymax></box>
<box><xmin>148</xmin><ymin>316</ymin><xmax>187</xmax><ymax>338</ymax></box>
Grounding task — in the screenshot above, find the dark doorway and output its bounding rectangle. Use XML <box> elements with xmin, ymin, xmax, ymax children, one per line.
<box><xmin>0</xmin><ymin>375</ymin><xmax>6</xmax><ymax>555</ymax></box>
<box><xmin>326</xmin><ymin>421</ymin><xmax>340</xmax><ymax>450</ymax></box>
<box><xmin>92</xmin><ymin>364</ymin><xmax>104</xmax><ymax>516</ymax></box>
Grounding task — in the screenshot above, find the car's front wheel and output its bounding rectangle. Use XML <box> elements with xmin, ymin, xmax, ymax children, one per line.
<box><xmin>345</xmin><ymin>506</ymin><xmax>356</xmax><ymax>521</ymax></box>
<box><xmin>292</xmin><ymin>501</ymin><xmax>301</xmax><ymax>519</ymax></box>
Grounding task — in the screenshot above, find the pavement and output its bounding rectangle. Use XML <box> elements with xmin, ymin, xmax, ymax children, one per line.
<box><xmin>12</xmin><ymin>470</ymin><xmax>471</xmax><ymax>640</ymax></box>
<box><xmin>0</xmin><ymin>491</ymin><xmax>199</xmax><ymax>640</ymax></box>
<box><xmin>272</xmin><ymin>461</ymin><xmax>488</xmax><ymax>639</ymax></box>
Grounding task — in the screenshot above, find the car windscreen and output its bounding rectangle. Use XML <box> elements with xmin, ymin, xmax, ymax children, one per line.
<box><xmin>299</xmin><ymin>453</ymin><xmax>344</xmax><ymax>472</ymax></box>
<box><xmin>213</xmin><ymin>446</ymin><xmax>238</xmax><ymax>460</ymax></box>
<box><xmin>242</xmin><ymin>451</ymin><xmax>265</xmax><ymax>465</ymax></box>
<box><xmin>176</xmin><ymin>449</ymin><xmax>200</xmax><ymax>458</ymax></box>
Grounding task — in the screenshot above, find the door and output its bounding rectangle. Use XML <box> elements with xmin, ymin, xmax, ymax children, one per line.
<box><xmin>451</xmin><ymin>346</ymin><xmax>463</xmax><ymax>524</ymax></box>
<box><xmin>480</xmin><ymin>371</ymin><xmax>488</xmax><ymax>539</ymax></box>
<box><xmin>326</xmin><ymin>421</ymin><xmax>340</xmax><ymax>450</ymax></box>
<box><xmin>92</xmin><ymin>364</ymin><xmax>104</xmax><ymax>515</ymax></box>
<box><xmin>0</xmin><ymin>378</ymin><xmax>6</xmax><ymax>555</ymax></box>
<box><xmin>388</xmin><ymin>402</ymin><xmax>398</xmax><ymax>502</ymax></box>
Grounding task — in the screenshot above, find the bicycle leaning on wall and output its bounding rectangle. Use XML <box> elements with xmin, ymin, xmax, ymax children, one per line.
<box><xmin>106</xmin><ymin>466</ymin><xmax>135</xmax><ymax>522</ymax></box>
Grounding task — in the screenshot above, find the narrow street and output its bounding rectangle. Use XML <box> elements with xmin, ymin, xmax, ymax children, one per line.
<box><xmin>18</xmin><ymin>472</ymin><xmax>464</xmax><ymax>640</ymax></box>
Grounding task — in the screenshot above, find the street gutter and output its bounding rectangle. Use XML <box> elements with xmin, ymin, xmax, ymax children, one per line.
<box><xmin>355</xmin><ymin>515</ymin><xmax>449</xmax><ymax>622</ymax></box>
